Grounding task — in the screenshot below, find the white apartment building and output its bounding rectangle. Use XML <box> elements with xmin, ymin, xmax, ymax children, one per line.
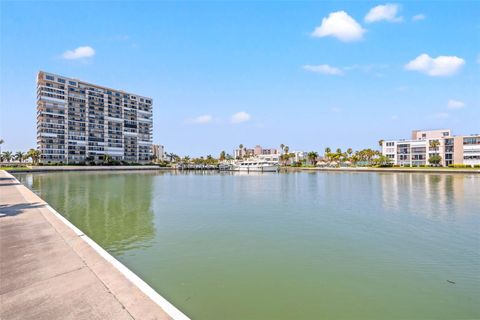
<box><xmin>234</xmin><ymin>145</ymin><xmax>279</xmax><ymax>159</ymax></box>
<box><xmin>382</xmin><ymin>129</ymin><xmax>480</xmax><ymax>166</ymax></box>
<box><xmin>37</xmin><ymin>71</ymin><xmax>153</xmax><ymax>164</ymax></box>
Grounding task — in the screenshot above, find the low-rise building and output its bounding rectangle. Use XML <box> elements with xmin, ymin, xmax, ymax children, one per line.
<box><xmin>382</xmin><ymin>129</ymin><xmax>480</xmax><ymax>166</ymax></box>
<box><xmin>234</xmin><ymin>145</ymin><xmax>279</xmax><ymax>159</ymax></box>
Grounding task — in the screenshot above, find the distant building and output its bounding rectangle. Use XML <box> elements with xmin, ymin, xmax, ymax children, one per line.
<box><xmin>234</xmin><ymin>145</ymin><xmax>279</xmax><ymax>159</ymax></box>
<box><xmin>152</xmin><ymin>144</ymin><xmax>165</xmax><ymax>161</ymax></box>
<box><xmin>381</xmin><ymin>129</ymin><xmax>480</xmax><ymax>166</ymax></box>
<box><xmin>290</xmin><ymin>151</ymin><xmax>308</xmax><ymax>163</ymax></box>
<box><xmin>36</xmin><ymin>71</ymin><xmax>153</xmax><ymax>164</ymax></box>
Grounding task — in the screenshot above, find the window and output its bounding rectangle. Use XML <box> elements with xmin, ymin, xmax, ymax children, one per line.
<box><xmin>386</xmin><ymin>142</ymin><xmax>394</xmax><ymax>147</ymax></box>
<box><xmin>58</xmin><ymin>78</ymin><xmax>66</xmax><ymax>83</ymax></box>
<box><xmin>422</xmin><ymin>133</ymin><xmax>426</xmax><ymax>138</ymax></box>
<box><xmin>443</xmin><ymin>131</ymin><xmax>449</xmax><ymax>137</ymax></box>
<box><xmin>69</xmin><ymin>81</ymin><xmax>76</xmax><ymax>86</ymax></box>
<box><xmin>464</xmin><ymin>137</ymin><xmax>480</xmax><ymax>145</ymax></box>
<box><xmin>46</xmin><ymin>75</ymin><xmax>54</xmax><ymax>80</ymax></box>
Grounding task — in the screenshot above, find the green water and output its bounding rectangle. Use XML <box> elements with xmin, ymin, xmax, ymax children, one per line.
<box><xmin>15</xmin><ymin>171</ymin><xmax>480</xmax><ymax>319</ymax></box>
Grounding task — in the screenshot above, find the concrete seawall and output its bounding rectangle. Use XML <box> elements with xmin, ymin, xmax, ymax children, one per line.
<box><xmin>6</xmin><ymin>165</ymin><xmax>174</xmax><ymax>173</ymax></box>
<box><xmin>0</xmin><ymin>170</ymin><xmax>190</xmax><ymax>320</ymax></box>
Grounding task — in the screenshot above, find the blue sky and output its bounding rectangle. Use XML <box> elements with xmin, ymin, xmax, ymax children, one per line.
<box><xmin>1</xmin><ymin>1</ymin><xmax>479</xmax><ymax>156</ymax></box>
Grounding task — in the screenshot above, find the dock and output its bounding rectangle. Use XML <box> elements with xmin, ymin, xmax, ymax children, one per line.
<box><xmin>0</xmin><ymin>170</ymin><xmax>189</xmax><ymax>320</ymax></box>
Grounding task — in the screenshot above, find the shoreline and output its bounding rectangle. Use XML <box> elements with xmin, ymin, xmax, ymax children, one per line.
<box><xmin>0</xmin><ymin>170</ymin><xmax>190</xmax><ymax>320</ymax></box>
<box><xmin>4</xmin><ymin>165</ymin><xmax>479</xmax><ymax>175</ymax></box>
<box><xmin>294</xmin><ymin>167</ymin><xmax>480</xmax><ymax>174</ymax></box>
<box><xmin>4</xmin><ymin>165</ymin><xmax>174</xmax><ymax>173</ymax></box>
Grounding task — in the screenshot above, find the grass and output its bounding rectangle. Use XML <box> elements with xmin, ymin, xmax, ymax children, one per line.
<box><xmin>1</xmin><ymin>167</ymin><xmax>32</xmax><ymax>172</ymax></box>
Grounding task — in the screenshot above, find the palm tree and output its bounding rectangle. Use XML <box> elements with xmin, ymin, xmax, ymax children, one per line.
<box><xmin>2</xmin><ymin>151</ymin><xmax>12</xmax><ymax>162</ymax></box>
<box><xmin>336</xmin><ymin>148</ymin><xmax>342</xmax><ymax>154</ymax></box>
<box><xmin>26</xmin><ymin>149</ymin><xmax>41</xmax><ymax>165</ymax></box>
<box><xmin>347</xmin><ymin>148</ymin><xmax>353</xmax><ymax>155</ymax></box>
<box><xmin>166</xmin><ymin>152</ymin><xmax>176</xmax><ymax>162</ymax></box>
<box><xmin>378</xmin><ymin>139</ymin><xmax>384</xmax><ymax>147</ymax></box>
<box><xmin>103</xmin><ymin>154</ymin><xmax>112</xmax><ymax>164</ymax></box>
<box><xmin>15</xmin><ymin>151</ymin><xmax>25</xmax><ymax>163</ymax></box>
<box><xmin>324</xmin><ymin>147</ymin><xmax>331</xmax><ymax>161</ymax></box>
<box><xmin>280</xmin><ymin>144</ymin><xmax>285</xmax><ymax>154</ymax></box>
<box><xmin>0</xmin><ymin>139</ymin><xmax>4</xmax><ymax>154</ymax></box>
<box><xmin>307</xmin><ymin>151</ymin><xmax>319</xmax><ymax>166</ymax></box>
<box><xmin>429</xmin><ymin>140</ymin><xmax>440</xmax><ymax>151</ymax></box>
<box><xmin>284</xmin><ymin>146</ymin><xmax>289</xmax><ymax>154</ymax></box>
<box><xmin>243</xmin><ymin>147</ymin><xmax>249</xmax><ymax>159</ymax></box>
<box><xmin>219</xmin><ymin>150</ymin><xmax>226</xmax><ymax>161</ymax></box>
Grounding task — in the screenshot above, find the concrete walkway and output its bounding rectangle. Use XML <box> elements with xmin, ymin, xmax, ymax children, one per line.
<box><xmin>0</xmin><ymin>171</ymin><xmax>187</xmax><ymax>320</ymax></box>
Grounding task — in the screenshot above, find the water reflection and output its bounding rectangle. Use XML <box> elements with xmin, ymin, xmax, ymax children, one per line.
<box><xmin>379</xmin><ymin>173</ymin><xmax>479</xmax><ymax>218</ymax></box>
<box><xmin>19</xmin><ymin>172</ymin><xmax>156</xmax><ymax>255</ymax></box>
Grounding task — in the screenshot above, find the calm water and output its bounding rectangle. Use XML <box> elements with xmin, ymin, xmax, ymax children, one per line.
<box><xmin>15</xmin><ymin>171</ymin><xmax>480</xmax><ymax>319</ymax></box>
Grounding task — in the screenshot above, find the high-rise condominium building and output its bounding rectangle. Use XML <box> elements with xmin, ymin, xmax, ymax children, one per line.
<box><xmin>37</xmin><ymin>71</ymin><xmax>153</xmax><ymax>164</ymax></box>
<box><xmin>381</xmin><ymin>129</ymin><xmax>480</xmax><ymax>166</ymax></box>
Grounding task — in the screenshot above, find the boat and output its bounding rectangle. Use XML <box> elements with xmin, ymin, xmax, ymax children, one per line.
<box><xmin>218</xmin><ymin>163</ymin><xmax>233</xmax><ymax>171</ymax></box>
<box><xmin>232</xmin><ymin>159</ymin><xmax>279</xmax><ymax>172</ymax></box>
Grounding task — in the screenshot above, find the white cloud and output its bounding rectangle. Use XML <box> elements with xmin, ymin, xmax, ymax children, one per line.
<box><xmin>447</xmin><ymin>99</ymin><xmax>465</xmax><ymax>109</ymax></box>
<box><xmin>311</xmin><ymin>11</ymin><xmax>366</xmax><ymax>42</ymax></box>
<box><xmin>433</xmin><ymin>112</ymin><xmax>449</xmax><ymax>119</ymax></box>
<box><xmin>62</xmin><ymin>46</ymin><xmax>95</xmax><ymax>60</ymax></box>
<box><xmin>365</xmin><ymin>4</ymin><xmax>403</xmax><ymax>23</ymax></box>
<box><xmin>412</xmin><ymin>14</ymin><xmax>426</xmax><ymax>21</ymax></box>
<box><xmin>187</xmin><ymin>114</ymin><xmax>213</xmax><ymax>124</ymax></box>
<box><xmin>231</xmin><ymin>111</ymin><xmax>251</xmax><ymax>124</ymax></box>
<box><xmin>303</xmin><ymin>64</ymin><xmax>344</xmax><ymax>76</ymax></box>
<box><xmin>405</xmin><ymin>54</ymin><xmax>465</xmax><ymax>76</ymax></box>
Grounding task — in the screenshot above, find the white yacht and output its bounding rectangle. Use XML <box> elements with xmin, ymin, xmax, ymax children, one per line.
<box><xmin>232</xmin><ymin>159</ymin><xmax>279</xmax><ymax>172</ymax></box>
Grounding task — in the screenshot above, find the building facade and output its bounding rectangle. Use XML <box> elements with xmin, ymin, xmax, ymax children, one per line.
<box><xmin>382</xmin><ymin>129</ymin><xmax>480</xmax><ymax>166</ymax></box>
<box><xmin>37</xmin><ymin>71</ymin><xmax>153</xmax><ymax>164</ymax></box>
<box><xmin>152</xmin><ymin>144</ymin><xmax>165</xmax><ymax>162</ymax></box>
<box><xmin>234</xmin><ymin>145</ymin><xmax>279</xmax><ymax>159</ymax></box>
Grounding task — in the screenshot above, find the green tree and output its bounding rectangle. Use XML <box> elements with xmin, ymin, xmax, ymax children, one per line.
<box><xmin>429</xmin><ymin>140</ymin><xmax>440</xmax><ymax>151</ymax></box>
<box><xmin>378</xmin><ymin>139</ymin><xmax>385</xmax><ymax>147</ymax></box>
<box><xmin>103</xmin><ymin>154</ymin><xmax>113</xmax><ymax>164</ymax></box>
<box><xmin>2</xmin><ymin>151</ymin><xmax>12</xmax><ymax>162</ymax></box>
<box><xmin>428</xmin><ymin>154</ymin><xmax>442</xmax><ymax>166</ymax></box>
<box><xmin>324</xmin><ymin>147</ymin><xmax>331</xmax><ymax>161</ymax></box>
<box><xmin>219</xmin><ymin>151</ymin><xmax>226</xmax><ymax>161</ymax></box>
<box><xmin>307</xmin><ymin>151</ymin><xmax>319</xmax><ymax>165</ymax></box>
<box><xmin>26</xmin><ymin>149</ymin><xmax>41</xmax><ymax>165</ymax></box>
<box><xmin>374</xmin><ymin>154</ymin><xmax>393</xmax><ymax>167</ymax></box>
<box><xmin>15</xmin><ymin>151</ymin><xmax>25</xmax><ymax>163</ymax></box>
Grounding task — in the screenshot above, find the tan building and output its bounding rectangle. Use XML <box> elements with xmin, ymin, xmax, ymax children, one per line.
<box><xmin>152</xmin><ymin>144</ymin><xmax>165</xmax><ymax>161</ymax></box>
<box><xmin>382</xmin><ymin>129</ymin><xmax>480</xmax><ymax>166</ymax></box>
<box><xmin>37</xmin><ymin>71</ymin><xmax>153</xmax><ymax>164</ymax></box>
